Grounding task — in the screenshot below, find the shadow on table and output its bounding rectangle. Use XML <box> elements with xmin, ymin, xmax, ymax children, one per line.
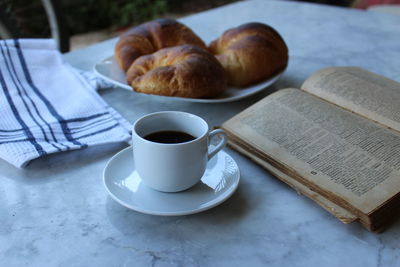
<box><xmin>0</xmin><ymin>142</ymin><xmax>128</xmax><ymax>185</ymax></box>
<box><xmin>105</xmin><ymin>185</ymin><xmax>250</xmax><ymax>238</ymax></box>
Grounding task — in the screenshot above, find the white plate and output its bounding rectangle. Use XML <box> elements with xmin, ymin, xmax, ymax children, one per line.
<box><xmin>103</xmin><ymin>146</ymin><xmax>240</xmax><ymax>216</ymax></box>
<box><xmin>94</xmin><ymin>55</ymin><xmax>284</xmax><ymax>103</ymax></box>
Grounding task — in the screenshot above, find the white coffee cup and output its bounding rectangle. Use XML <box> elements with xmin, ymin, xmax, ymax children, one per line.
<box><xmin>132</xmin><ymin>111</ymin><xmax>228</xmax><ymax>192</ymax></box>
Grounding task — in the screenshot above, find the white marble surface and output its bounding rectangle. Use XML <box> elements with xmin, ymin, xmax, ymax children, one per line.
<box><xmin>2</xmin><ymin>0</ymin><xmax>400</xmax><ymax>266</ymax></box>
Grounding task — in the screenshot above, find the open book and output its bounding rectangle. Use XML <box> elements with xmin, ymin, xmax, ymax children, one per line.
<box><xmin>222</xmin><ymin>67</ymin><xmax>400</xmax><ymax>232</ymax></box>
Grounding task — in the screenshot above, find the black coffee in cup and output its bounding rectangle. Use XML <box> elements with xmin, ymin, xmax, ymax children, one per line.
<box><xmin>144</xmin><ymin>130</ymin><xmax>195</xmax><ymax>144</ymax></box>
<box><xmin>133</xmin><ymin>111</ymin><xmax>228</xmax><ymax>192</ymax></box>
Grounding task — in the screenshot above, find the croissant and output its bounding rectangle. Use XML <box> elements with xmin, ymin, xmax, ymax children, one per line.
<box><xmin>209</xmin><ymin>22</ymin><xmax>288</xmax><ymax>87</ymax></box>
<box><xmin>126</xmin><ymin>45</ymin><xmax>227</xmax><ymax>98</ymax></box>
<box><xmin>115</xmin><ymin>18</ymin><xmax>206</xmax><ymax>72</ymax></box>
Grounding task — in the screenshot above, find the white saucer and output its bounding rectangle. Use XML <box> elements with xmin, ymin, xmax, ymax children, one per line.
<box><xmin>103</xmin><ymin>146</ymin><xmax>240</xmax><ymax>216</ymax></box>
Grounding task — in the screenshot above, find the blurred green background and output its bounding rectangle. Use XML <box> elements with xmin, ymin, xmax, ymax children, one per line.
<box><xmin>0</xmin><ymin>0</ymin><xmax>356</xmax><ymax>51</ymax></box>
<box><xmin>0</xmin><ymin>0</ymin><xmax>237</xmax><ymax>37</ymax></box>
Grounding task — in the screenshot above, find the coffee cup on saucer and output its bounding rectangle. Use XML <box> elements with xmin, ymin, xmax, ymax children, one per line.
<box><xmin>132</xmin><ymin>111</ymin><xmax>228</xmax><ymax>193</ymax></box>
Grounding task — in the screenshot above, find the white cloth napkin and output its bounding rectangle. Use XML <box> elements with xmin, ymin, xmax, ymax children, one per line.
<box><xmin>0</xmin><ymin>39</ymin><xmax>131</xmax><ymax>168</ymax></box>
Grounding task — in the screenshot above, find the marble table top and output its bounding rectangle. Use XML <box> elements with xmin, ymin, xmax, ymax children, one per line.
<box><xmin>2</xmin><ymin>0</ymin><xmax>400</xmax><ymax>266</ymax></box>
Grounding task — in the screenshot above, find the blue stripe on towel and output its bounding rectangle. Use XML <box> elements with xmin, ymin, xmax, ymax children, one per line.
<box><xmin>13</xmin><ymin>39</ymin><xmax>87</xmax><ymax>149</ymax></box>
<box><xmin>75</xmin><ymin>123</ymin><xmax>120</xmax><ymax>140</ymax></box>
<box><xmin>0</xmin><ymin>42</ymin><xmax>63</xmax><ymax>151</ymax></box>
<box><xmin>0</xmin><ymin>113</ymin><xmax>113</xmax><ymax>134</ymax></box>
<box><xmin>0</xmin><ymin>128</ymin><xmax>23</xmax><ymax>132</ymax></box>
<box><xmin>0</xmin><ymin>113</ymin><xmax>109</xmax><ymax>132</ymax></box>
<box><xmin>0</xmin><ymin>132</ymin><xmax>25</xmax><ymax>139</ymax></box>
<box><xmin>0</xmin><ymin>138</ymin><xmax>30</xmax><ymax>145</ymax></box>
<box><xmin>0</xmin><ymin>67</ymin><xmax>45</xmax><ymax>156</ymax></box>
<box><xmin>4</xmin><ymin>41</ymin><xmax>67</xmax><ymax>150</ymax></box>
<box><xmin>64</xmin><ymin>112</ymin><xmax>109</xmax><ymax>123</ymax></box>
<box><xmin>69</xmin><ymin>118</ymin><xmax>113</xmax><ymax>133</ymax></box>
<box><xmin>0</xmin><ymin>123</ymin><xmax>121</xmax><ymax>145</ymax></box>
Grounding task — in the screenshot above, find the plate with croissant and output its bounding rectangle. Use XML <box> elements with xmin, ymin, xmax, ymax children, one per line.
<box><xmin>94</xmin><ymin>18</ymin><xmax>288</xmax><ymax>103</ymax></box>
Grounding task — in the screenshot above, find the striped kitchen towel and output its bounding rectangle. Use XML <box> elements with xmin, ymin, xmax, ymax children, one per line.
<box><xmin>0</xmin><ymin>39</ymin><xmax>131</xmax><ymax>168</ymax></box>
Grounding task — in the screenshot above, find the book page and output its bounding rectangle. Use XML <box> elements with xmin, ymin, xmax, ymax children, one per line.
<box><xmin>301</xmin><ymin>67</ymin><xmax>400</xmax><ymax>132</ymax></box>
<box><xmin>228</xmin><ymin>139</ymin><xmax>357</xmax><ymax>224</ymax></box>
<box><xmin>222</xmin><ymin>89</ymin><xmax>400</xmax><ymax>215</ymax></box>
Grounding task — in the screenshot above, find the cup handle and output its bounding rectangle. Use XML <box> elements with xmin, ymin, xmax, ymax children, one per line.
<box><xmin>208</xmin><ymin>129</ymin><xmax>228</xmax><ymax>160</ymax></box>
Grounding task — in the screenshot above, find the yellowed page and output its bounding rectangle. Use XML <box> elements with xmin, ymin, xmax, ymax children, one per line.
<box><xmin>301</xmin><ymin>67</ymin><xmax>400</xmax><ymax>132</ymax></box>
<box><xmin>227</xmin><ymin>139</ymin><xmax>357</xmax><ymax>224</ymax></box>
<box><xmin>222</xmin><ymin>89</ymin><xmax>400</xmax><ymax>215</ymax></box>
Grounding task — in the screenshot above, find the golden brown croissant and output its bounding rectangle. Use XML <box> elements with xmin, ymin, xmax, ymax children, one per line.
<box><xmin>126</xmin><ymin>45</ymin><xmax>227</xmax><ymax>98</ymax></box>
<box><xmin>115</xmin><ymin>18</ymin><xmax>206</xmax><ymax>72</ymax></box>
<box><xmin>209</xmin><ymin>22</ymin><xmax>288</xmax><ymax>87</ymax></box>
